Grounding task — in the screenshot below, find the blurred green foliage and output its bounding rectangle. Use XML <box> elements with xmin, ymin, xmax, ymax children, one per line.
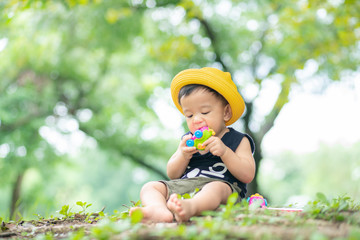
<box><xmin>0</xmin><ymin>0</ymin><xmax>359</xmax><ymax>219</ymax></box>
<box><xmin>259</xmin><ymin>142</ymin><xmax>360</xmax><ymax>205</ymax></box>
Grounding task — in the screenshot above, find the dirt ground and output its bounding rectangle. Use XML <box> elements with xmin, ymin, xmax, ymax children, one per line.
<box><xmin>1</xmin><ymin>211</ymin><xmax>359</xmax><ymax>239</ymax></box>
<box><xmin>0</xmin><ymin>216</ymin><xmax>96</xmax><ymax>239</ymax></box>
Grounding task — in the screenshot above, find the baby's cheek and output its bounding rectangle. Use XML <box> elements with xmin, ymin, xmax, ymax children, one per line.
<box><xmin>186</xmin><ymin>122</ymin><xmax>195</xmax><ymax>133</ymax></box>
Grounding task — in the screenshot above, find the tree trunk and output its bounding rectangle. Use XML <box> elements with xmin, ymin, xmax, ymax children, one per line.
<box><xmin>10</xmin><ymin>172</ymin><xmax>24</xmax><ymax>220</ymax></box>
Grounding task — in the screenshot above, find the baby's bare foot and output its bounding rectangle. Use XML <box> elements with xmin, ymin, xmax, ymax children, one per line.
<box><xmin>167</xmin><ymin>194</ymin><xmax>195</xmax><ymax>223</ymax></box>
<box><xmin>129</xmin><ymin>205</ymin><xmax>174</xmax><ymax>223</ymax></box>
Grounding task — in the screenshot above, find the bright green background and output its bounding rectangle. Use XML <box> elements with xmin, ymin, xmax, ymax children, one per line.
<box><xmin>0</xmin><ymin>0</ymin><xmax>359</xmax><ymax>219</ymax></box>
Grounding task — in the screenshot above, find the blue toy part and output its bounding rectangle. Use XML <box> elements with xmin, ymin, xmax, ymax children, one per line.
<box><xmin>186</xmin><ymin>139</ymin><xmax>194</xmax><ymax>147</ymax></box>
<box><xmin>194</xmin><ymin>130</ymin><xmax>203</xmax><ymax>138</ymax></box>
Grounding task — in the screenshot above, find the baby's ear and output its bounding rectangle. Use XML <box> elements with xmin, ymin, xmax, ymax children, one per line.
<box><xmin>224</xmin><ymin>104</ymin><xmax>232</xmax><ymax>122</ymax></box>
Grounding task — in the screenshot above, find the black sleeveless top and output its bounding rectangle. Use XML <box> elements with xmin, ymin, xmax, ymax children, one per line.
<box><xmin>181</xmin><ymin>127</ymin><xmax>255</xmax><ymax>198</ymax></box>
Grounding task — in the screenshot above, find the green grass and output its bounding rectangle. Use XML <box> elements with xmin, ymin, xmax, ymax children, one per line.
<box><xmin>1</xmin><ymin>193</ymin><xmax>360</xmax><ymax>239</ymax></box>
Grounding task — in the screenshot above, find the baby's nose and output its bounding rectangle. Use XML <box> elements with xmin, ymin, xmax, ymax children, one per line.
<box><xmin>193</xmin><ymin>114</ymin><xmax>204</xmax><ymax>123</ymax></box>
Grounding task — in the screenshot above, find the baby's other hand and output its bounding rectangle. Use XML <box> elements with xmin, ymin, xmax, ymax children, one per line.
<box><xmin>203</xmin><ymin>136</ymin><xmax>228</xmax><ymax>157</ymax></box>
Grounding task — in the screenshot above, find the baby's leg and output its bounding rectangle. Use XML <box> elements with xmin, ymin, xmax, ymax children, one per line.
<box><xmin>167</xmin><ymin>181</ymin><xmax>232</xmax><ymax>222</ymax></box>
<box><xmin>130</xmin><ymin>181</ymin><xmax>173</xmax><ymax>223</ymax></box>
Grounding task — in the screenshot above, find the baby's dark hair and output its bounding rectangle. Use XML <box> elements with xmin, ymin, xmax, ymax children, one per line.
<box><xmin>178</xmin><ymin>84</ymin><xmax>228</xmax><ymax>106</ymax></box>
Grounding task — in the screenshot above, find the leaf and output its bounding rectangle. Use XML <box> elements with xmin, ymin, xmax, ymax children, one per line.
<box><xmin>190</xmin><ymin>188</ymin><xmax>200</xmax><ymax>198</ymax></box>
<box><xmin>182</xmin><ymin>193</ymin><xmax>191</xmax><ymax>199</ymax></box>
<box><xmin>59</xmin><ymin>205</ymin><xmax>69</xmax><ymax>217</ymax></box>
<box><xmin>130</xmin><ymin>208</ymin><xmax>143</xmax><ymax>224</ymax></box>
<box><xmin>98</xmin><ymin>211</ymin><xmax>105</xmax><ymax>217</ymax></box>
<box><xmin>316</xmin><ymin>192</ymin><xmax>329</xmax><ymax>204</ymax></box>
<box><xmin>227</xmin><ymin>192</ymin><xmax>239</xmax><ymax>206</ymax></box>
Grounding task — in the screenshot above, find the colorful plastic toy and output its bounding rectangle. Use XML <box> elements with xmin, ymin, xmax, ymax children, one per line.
<box><xmin>247</xmin><ymin>193</ymin><xmax>303</xmax><ymax>212</ymax></box>
<box><xmin>247</xmin><ymin>193</ymin><xmax>268</xmax><ymax>208</ymax></box>
<box><xmin>186</xmin><ymin>126</ymin><xmax>215</xmax><ymax>150</ymax></box>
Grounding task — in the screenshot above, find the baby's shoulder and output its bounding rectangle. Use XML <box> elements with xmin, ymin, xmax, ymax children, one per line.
<box><xmin>225</xmin><ymin>128</ymin><xmax>255</xmax><ymax>153</ymax></box>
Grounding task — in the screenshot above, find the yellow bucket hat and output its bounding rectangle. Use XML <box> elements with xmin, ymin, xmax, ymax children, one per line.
<box><xmin>170</xmin><ymin>67</ymin><xmax>245</xmax><ymax>126</ymax></box>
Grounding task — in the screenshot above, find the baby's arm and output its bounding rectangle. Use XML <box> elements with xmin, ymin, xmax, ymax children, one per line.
<box><xmin>204</xmin><ymin>136</ymin><xmax>255</xmax><ymax>183</ymax></box>
<box><xmin>167</xmin><ymin>134</ymin><xmax>198</xmax><ymax>179</ymax></box>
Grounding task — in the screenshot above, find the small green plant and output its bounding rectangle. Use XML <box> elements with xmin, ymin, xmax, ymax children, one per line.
<box><xmin>122</xmin><ymin>200</ymin><xmax>141</xmax><ymax>211</ymax></box>
<box><xmin>90</xmin><ymin>214</ymin><xmax>144</xmax><ymax>240</ymax></box>
<box><xmin>1</xmin><ymin>217</ymin><xmax>9</xmax><ymax>232</ymax></box>
<box><xmin>104</xmin><ymin>200</ymin><xmax>143</xmax><ymax>223</ymax></box>
<box><xmin>58</xmin><ymin>204</ymin><xmax>74</xmax><ymax>219</ymax></box>
<box><xmin>43</xmin><ymin>231</ymin><xmax>55</xmax><ymax>240</ymax></box>
<box><xmin>34</xmin><ymin>213</ymin><xmax>44</xmax><ymax>220</ymax></box>
<box><xmin>76</xmin><ymin>201</ymin><xmax>92</xmax><ymax>214</ymax></box>
<box><xmin>178</xmin><ymin>188</ymin><xmax>200</xmax><ymax>199</ymax></box>
<box><xmin>58</xmin><ymin>201</ymin><xmax>96</xmax><ymax>221</ymax></box>
<box><xmin>67</xmin><ymin>228</ymin><xmax>86</xmax><ymax>240</ymax></box>
<box><xmin>129</xmin><ymin>208</ymin><xmax>143</xmax><ymax>225</ymax></box>
<box><xmin>221</xmin><ymin>192</ymin><xmax>239</xmax><ymax>219</ymax></box>
<box><xmin>304</xmin><ymin>192</ymin><xmax>360</xmax><ymax>222</ymax></box>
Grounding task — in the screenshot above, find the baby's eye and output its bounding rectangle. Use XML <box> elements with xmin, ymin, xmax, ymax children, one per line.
<box><xmin>202</xmin><ymin>111</ymin><xmax>210</xmax><ymax>115</ymax></box>
<box><xmin>186</xmin><ymin>114</ymin><xmax>193</xmax><ymax>118</ymax></box>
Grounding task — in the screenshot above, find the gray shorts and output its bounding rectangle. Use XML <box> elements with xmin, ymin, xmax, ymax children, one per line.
<box><xmin>159</xmin><ymin>177</ymin><xmax>242</xmax><ymax>200</ymax></box>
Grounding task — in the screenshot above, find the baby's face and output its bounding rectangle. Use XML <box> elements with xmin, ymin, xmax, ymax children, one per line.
<box><xmin>180</xmin><ymin>89</ymin><xmax>231</xmax><ymax>137</ymax></box>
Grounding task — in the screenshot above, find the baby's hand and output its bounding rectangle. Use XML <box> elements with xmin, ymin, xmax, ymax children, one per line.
<box><xmin>180</xmin><ymin>134</ymin><xmax>198</xmax><ymax>160</ymax></box>
<box><xmin>203</xmin><ymin>136</ymin><xmax>228</xmax><ymax>157</ymax></box>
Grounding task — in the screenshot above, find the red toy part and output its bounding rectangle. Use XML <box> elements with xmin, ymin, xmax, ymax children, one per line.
<box><xmin>267</xmin><ymin>207</ymin><xmax>303</xmax><ymax>212</ymax></box>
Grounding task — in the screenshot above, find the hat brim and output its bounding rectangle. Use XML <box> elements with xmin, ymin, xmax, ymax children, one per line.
<box><xmin>171</xmin><ymin>69</ymin><xmax>245</xmax><ymax>126</ymax></box>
